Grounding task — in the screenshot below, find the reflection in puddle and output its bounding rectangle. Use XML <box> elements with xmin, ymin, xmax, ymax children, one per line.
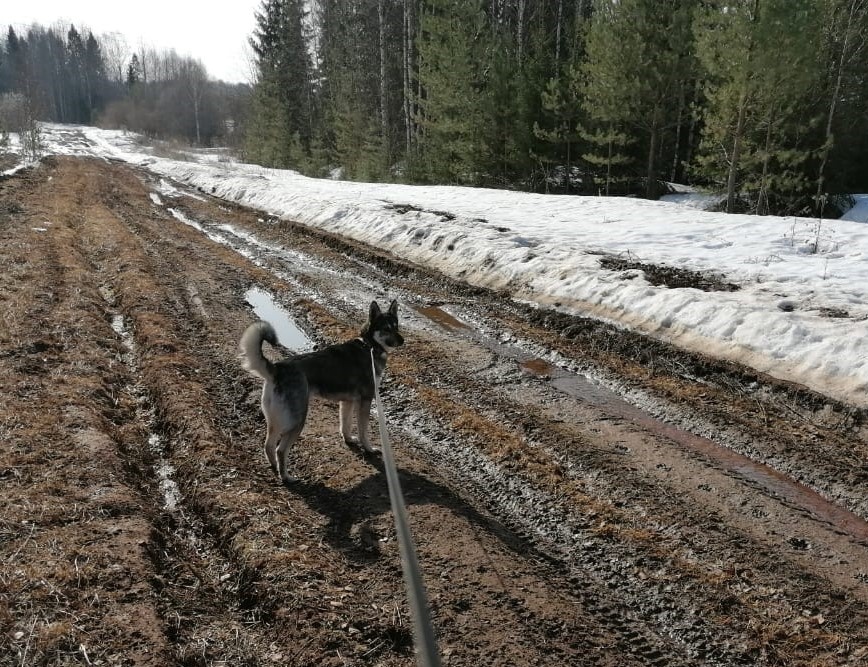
<box><xmin>244</xmin><ymin>287</ymin><xmax>313</xmax><ymax>352</ymax></box>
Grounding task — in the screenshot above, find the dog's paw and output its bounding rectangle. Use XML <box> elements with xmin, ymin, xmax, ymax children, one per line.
<box><xmin>280</xmin><ymin>474</ymin><xmax>300</xmax><ymax>487</ymax></box>
<box><xmin>359</xmin><ymin>442</ymin><xmax>381</xmax><ymax>455</ymax></box>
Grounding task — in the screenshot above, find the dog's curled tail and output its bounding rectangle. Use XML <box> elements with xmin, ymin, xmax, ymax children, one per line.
<box><xmin>240</xmin><ymin>320</ymin><xmax>278</xmax><ymax>381</ymax></box>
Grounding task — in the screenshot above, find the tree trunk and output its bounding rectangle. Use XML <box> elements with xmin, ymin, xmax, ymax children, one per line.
<box><xmin>670</xmin><ymin>81</ymin><xmax>685</xmax><ymax>183</ymax></box>
<box><xmin>555</xmin><ymin>0</ymin><xmax>563</xmax><ymax>70</ymax></box>
<box><xmin>379</xmin><ymin>0</ymin><xmax>389</xmax><ymax>159</ymax></box>
<box><xmin>757</xmin><ymin>109</ymin><xmax>775</xmax><ymax>215</ymax></box>
<box><xmin>726</xmin><ymin>94</ymin><xmax>748</xmax><ymax>213</ymax></box>
<box><xmin>403</xmin><ymin>0</ymin><xmax>412</xmax><ymax>156</ymax></box>
<box><xmin>645</xmin><ymin>120</ymin><xmax>658</xmax><ymax>199</ymax></box>
<box><xmin>194</xmin><ymin>97</ymin><xmax>201</xmax><ymax>145</ymax></box>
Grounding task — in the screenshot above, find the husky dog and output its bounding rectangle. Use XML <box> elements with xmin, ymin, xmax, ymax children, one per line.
<box><xmin>240</xmin><ymin>300</ymin><xmax>403</xmax><ymax>484</ymax></box>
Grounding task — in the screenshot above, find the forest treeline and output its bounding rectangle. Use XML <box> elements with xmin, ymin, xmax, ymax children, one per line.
<box><xmin>2</xmin><ymin>1</ymin><xmax>868</xmax><ymax>217</ymax></box>
<box><xmin>247</xmin><ymin>0</ymin><xmax>868</xmax><ymax>216</ymax></box>
<box><xmin>0</xmin><ymin>23</ymin><xmax>250</xmax><ymax>149</ymax></box>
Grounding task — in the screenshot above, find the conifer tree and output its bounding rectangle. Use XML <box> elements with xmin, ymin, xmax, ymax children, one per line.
<box><xmin>317</xmin><ymin>0</ymin><xmax>389</xmax><ymax>179</ymax></box>
<box><xmin>247</xmin><ymin>0</ymin><xmax>315</xmax><ymax>168</ymax></box>
<box><xmin>67</xmin><ymin>27</ymin><xmax>88</xmax><ymax>122</ymax></box>
<box><xmin>127</xmin><ymin>54</ymin><xmax>142</xmax><ymax>88</ymax></box>
<box><xmin>694</xmin><ymin>0</ymin><xmax>820</xmax><ymax>213</ymax></box>
<box><xmin>413</xmin><ymin>0</ymin><xmax>485</xmax><ymax>183</ymax></box>
<box><xmin>814</xmin><ymin>0</ymin><xmax>868</xmax><ymax>212</ymax></box>
<box><xmin>533</xmin><ymin>67</ymin><xmax>585</xmax><ymax>192</ymax></box>
<box><xmin>581</xmin><ymin>0</ymin><xmax>697</xmax><ymax>198</ymax></box>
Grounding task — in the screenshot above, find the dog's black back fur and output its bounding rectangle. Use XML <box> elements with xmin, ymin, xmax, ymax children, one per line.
<box><xmin>274</xmin><ymin>299</ymin><xmax>402</xmax><ymax>402</ymax></box>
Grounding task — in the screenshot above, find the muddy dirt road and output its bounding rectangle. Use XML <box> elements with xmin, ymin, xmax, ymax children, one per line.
<box><xmin>2</xmin><ymin>155</ymin><xmax>868</xmax><ymax>666</ymax></box>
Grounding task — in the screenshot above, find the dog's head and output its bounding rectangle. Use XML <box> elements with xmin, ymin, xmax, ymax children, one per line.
<box><xmin>367</xmin><ymin>299</ymin><xmax>404</xmax><ymax>352</ymax></box>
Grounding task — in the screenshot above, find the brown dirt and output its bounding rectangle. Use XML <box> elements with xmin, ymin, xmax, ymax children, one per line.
<box><xmin>1</xmin><ymin>155</ymin><xmax>867</xmax><ymax>666</ymax></box>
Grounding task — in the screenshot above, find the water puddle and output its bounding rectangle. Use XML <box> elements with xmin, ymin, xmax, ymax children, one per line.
<box><xmin>418</xmin><ymin>305</ymin><xmax>868</xmax><ymax>543</ymax></box>
<box><xmin>520</xmin><ymin>358</ymin><xmax>556</xmax><ymax>377</ymax></box>
<box><xmin>244</xmin><ymin>287</ymin><xmax>314</xmax><ymax>352</ymax></box>
<box><xmin>415</xmin><ymin>305</ymin><xmax>472</xmax><ymax>332</ymax></box>
<box><xmin>542</xmin><ymin>366</ymin><xmax>868</xmax><ymax>542</ymax></box>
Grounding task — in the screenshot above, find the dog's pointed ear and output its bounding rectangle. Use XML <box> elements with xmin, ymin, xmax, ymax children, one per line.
<box><xmin>388</xmin><ymin>299</ymin><xmax>398</xmax><ymax>317</ymax></box>
<box><xmin>369</xmin><ymin>300</ymin><xmax>382</xmax><ymax>321</ymax></box>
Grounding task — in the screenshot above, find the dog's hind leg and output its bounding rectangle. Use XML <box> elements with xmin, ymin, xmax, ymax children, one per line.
<box><xmin>263</xmin><ymin>420</ymin><xmax>280</xmax><ymax>475</ymax></box>
<box><xmin>276</xmin><ymin>421</ymin><xmax>305</xmax><ymax>485</ymax></box>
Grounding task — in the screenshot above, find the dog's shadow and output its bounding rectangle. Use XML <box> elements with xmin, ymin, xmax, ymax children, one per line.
<box><xmin>282</xmin><ymin>452</ymin><xmax>548</xmax><ymax>566</ymax></box>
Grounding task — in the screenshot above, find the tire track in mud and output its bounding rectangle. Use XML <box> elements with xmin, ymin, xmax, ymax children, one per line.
<box><xmin>69</xmin><ymin>166</ymin><xmax>326</xmax><ymax>664</ymax></box>
<box><xmin>131</xmin><ymin>176</ymin><xmax>836</xmax><ymax>664</ymax></box>
<box><xmin>0</xmin><ymin>166</ymin><xmax>173</xmax><ymax>665</ymax></box>
<box><xmin>0</xmin><ymin>159</ymin><xmax>300</xmax><ymax>664</ymax></box>
<box><xmin>139</xmin><ymin>182</ymin><xmax>710</xmax><ymax>663</ymax></box>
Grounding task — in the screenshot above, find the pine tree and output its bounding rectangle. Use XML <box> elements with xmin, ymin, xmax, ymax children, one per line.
<box><xmin>533</xmin><ymin>67</ymin><xmax>585</xmax><ymax>192</ymax></box>
<box><xmin>814</xmin><ymin>0</ymin><xmax>868</xmax><ymax>212</ymax></box>
<box><xmin>580</xmin><ymin>127</ymin><xmax>634</xmax><ymax>196</ymax></box>
<box><xmin>476</xmin><ymin>23</ymin><xmax>528</xmax><ymax>185</ymax></box>
<box><xmin>67</xmin><ymin>26</ymin><xmax>88</xmax><ymax>122</ymax></box>
<box><xmin>84</xmin><ymin>33</ymin><xmax>108</xmax><ymax>118</ymax></box>
<box><xmin>127</xmin><ymin>54</ymin><xmax>142</xmax><ymax>88</ymax></box>
<box><xmin>317</xmin><ymin>0</ymin><xmax>389</xmax><ymax>179</ymax></box>
<box><xmin>4</xmin><ymin>28</ymin><xmax>32</xmax><ymax>101</ymax></box>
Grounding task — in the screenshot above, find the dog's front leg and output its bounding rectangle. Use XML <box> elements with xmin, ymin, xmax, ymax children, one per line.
<box><xmin>356</xmin><ymin>399</ymin><xmax>379</xmax><ymax>453</ymax></box>
<box><xmin>339</xmin><ymin>400</ymin><xmax>357</xmax><ymax>445</ymax></box>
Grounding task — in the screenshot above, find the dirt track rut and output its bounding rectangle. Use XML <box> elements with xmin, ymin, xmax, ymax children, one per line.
<box><xmin>2</xmin><ymin>154</ymin><xmax>867</xmax><ymax>666</ymax></box>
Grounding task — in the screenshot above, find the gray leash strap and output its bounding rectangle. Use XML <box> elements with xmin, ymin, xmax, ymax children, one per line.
<box><xmin>371</xmin><ymin>350</ymin><xmax>442</xmax><ymax>667</ymax></box>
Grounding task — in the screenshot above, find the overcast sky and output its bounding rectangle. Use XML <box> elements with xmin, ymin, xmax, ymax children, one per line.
<box><xmin>4</xmin><ymin>1</ymin><xmax>260</xmax><ymax>84</ymax></box>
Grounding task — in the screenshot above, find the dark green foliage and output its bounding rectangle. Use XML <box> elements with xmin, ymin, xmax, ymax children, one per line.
<box><xmin>6</xmin><ymin>2</ymin><xmax>868</xmax><ymax>216</ymax></box>
<box><xmin>245</xmin><ymin>0</ymin><xmax>315</xmax><ymax>168</ymax></box>
<box><xmin>412</xmin><ymin>0</ymin><xmax>486</xmax><ymax>183</ymax></box>
<box><xmin>693</xmin><ymin>0</ymin><xmax>822</xmax><ymax>214</ymax></box>
<box><xmin>581</xmin><ymin>0</ymin><xmax>698</xmax><ymax>198</ymax></box>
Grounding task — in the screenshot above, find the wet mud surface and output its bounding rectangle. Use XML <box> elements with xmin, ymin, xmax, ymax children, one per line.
<box><xmin>2</xmin><ymin>154</ymin><xmax>867</xmax><ymax>666</ymax></box>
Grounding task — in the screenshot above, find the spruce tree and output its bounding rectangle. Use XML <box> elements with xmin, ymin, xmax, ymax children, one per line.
<box><xmin>581</xmin><ymin>0</ymin><xmax>698</xmax><ymax>198</ymax></box>
<box><xmin>127</xmin><ymin>54</ymin><xmax>142</xmax><ymax>88</ymax></box>
<box><xmin>247</xmin><ymin>0</ymin><xmax>315</xmax><ymax>169</ymax></box>
<box><xmin>694</xmin><ymin>0</ymin><xmax>820</xmax><ymax>214</ymax></box>
<box><xmin>414</xmin><ymin>0</ymin><xmax>485</xmax><ymax>183</ymax></box>
<box><xmin>533</xmin><ymin>67</ymin><xmax>585</xmax><ymax>192</ymax></box>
